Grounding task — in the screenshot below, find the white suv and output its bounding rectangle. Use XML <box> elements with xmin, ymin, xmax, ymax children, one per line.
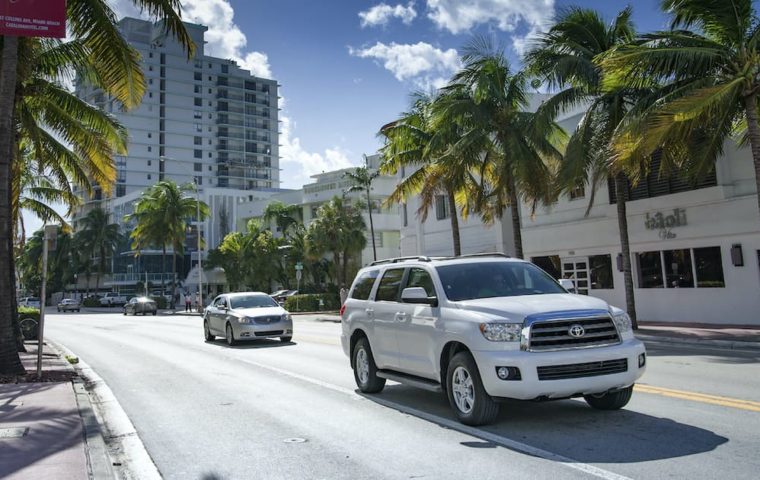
<box><xmin>340</xmin><ymin>254</ymin><xmax>646</xmax><ymax>426</ymax></box>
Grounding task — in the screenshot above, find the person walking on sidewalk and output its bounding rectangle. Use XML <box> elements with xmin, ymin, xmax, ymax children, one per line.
<box><xmin>192</xmin><ymin>292</ymin><xmax>198</xmax><ymax>312</ymax></box>
<box><xmin>185</xmin><ymin>292</ymin><xmax>192</xmax><ymax>312</ymax></box>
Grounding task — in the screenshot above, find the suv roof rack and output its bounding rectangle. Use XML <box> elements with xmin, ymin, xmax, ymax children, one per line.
<box><xmin>370</xmin><ymin>256</ymin><xmax>431</xmax><ymax>266</ymax></box>
<box><xmin>447</xmin><ymin>252</ymin><xmax>511</xmax><ymax>260</ymax></box>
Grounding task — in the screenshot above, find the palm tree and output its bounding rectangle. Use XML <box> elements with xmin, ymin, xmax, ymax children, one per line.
<box><xmin>600</xmin><ymin>0</ymin><xmax>760</xmax><ymax>229</ymax></box>
<box><xmin>343</xmin><ymin>156</ymin><xmax>381</xmax><ymax>261</ymax></box>
<box><xmin>127</xmin><ymin>181</ymin><xmax>210</xmax><ymax>301</ymax></box>
<box><xmin>379</xmin><ymin>93</ymin><xmax>470</xmax><ymax>256</ymax></box>
<box><xmin>305</xmin><ymin>197</ymin><xmax>367</xmax><ymax>287</ymax></box>
<box><xmin>262</xmin><ymin>201</ymin><xmax>301</xmax><ymax>236</ymax></box>
<box><xmin>440</xmin><ymin>37</ymin><xmax>564</xmax><ymax>259</ymax></box>
<box><xmin>525</xmin><ymin>7</ymin><xmax>649</xmax><ymax>326</ymax></box>
<box><xmin>1</xmin><ymin>0</ymin><xmax>193</xmax><ymax>375</ymax></box>
<box><xmin>78</xmin><ymin>208</ymin><xmax>121</xmax><ymax>292</ymax></box>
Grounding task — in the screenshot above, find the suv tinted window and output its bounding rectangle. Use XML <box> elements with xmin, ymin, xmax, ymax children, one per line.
<box><xmin>406</xmin><ymin>268</ymin><xmax>436</xmax><ymax>297</ymax></box>
<box><xmin>375</xmin><ymin>269</ymin><xmax>405</xmax><ymax>302</ymax></box>
<box><xmin>350</xmin><ymin>269</ymin><xmax>379</xmax><ymax>300</ymax></box>
<box><xmin>436</xmin><ymin>261</ymin><xmax>565</xmax><ymax>301</ymax></box>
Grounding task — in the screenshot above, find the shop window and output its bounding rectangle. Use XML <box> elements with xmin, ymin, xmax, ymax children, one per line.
<box><xmin>435</xmin><ymin>195</ymin><xmax>450</xmax><ymax>220</ymax></box>
<box><xmin>531</xmin><ymin>255</ymin><xmax>561</xmax><ymax>279</ymax></box>
<box><xmin>694</xmin><ymin>247</ymin><xmax>725</xmax><ymax>288</ymax></box>
<box><xmin>637</xmin><ymin>251</ymin><xmax>664</xmax><ymax>288</ymax></box>
<box><xmin>589</xmin><ymin>254</ymin><xmax>613</xmax><ymax>289</ymax></box>
<box><xmin>663</xmin><ymin>249</ymin><xmax>694</xmax><ymax>288</ymax></box>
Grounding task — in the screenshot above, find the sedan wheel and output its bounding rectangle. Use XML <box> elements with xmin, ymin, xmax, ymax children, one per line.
<box><xmin>225</xmin><ymin>323</ymin><xmax>236</xmax><ymax>346</ymax></box>
<box><xmin>204</xmin><ymin>321</ymin><xmax>215</xmax><ymax>341</ymax></box>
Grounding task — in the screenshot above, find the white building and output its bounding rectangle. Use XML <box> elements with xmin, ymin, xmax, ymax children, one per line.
<box><xmin>237</xmin><ymin>154</ymin><xmax>402</xmax><ymax>266</ymax></box>
<box><xmin>72</xmin><ymin>17</ymin><xmax>281</xmax><ymax>290</ymax></box>
<box><xmin>396</xmin><ymin>101</ymin><xmax>760</xmax><ymax>326</ymax></box>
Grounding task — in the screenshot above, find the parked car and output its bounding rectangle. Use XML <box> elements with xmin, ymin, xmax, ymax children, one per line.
<box><xmin>203</xmin><ymin>292</ymin><xmax>293</xmax><ymax>346</ymax></box>
<box><xmin>272</xmin><ymin>289</ymin><xmax>298</xmax><ymax>305</ymax></box>
<box><xmin>57</xmin><ymin>298</ymin><xmax>81</xmax><ymax>312</ymax></box>
<box><xmin>123</xmin><ymin>296</ymin><xmax>158</xmax><ymax>316</ymax></box>
<box><xmin>19</xmin><ymin>297</ymin><xmax>41</xmax><ymax>309</ymax></box>
<box><xmin>341</xmin><ymin>253</ymin><xmax>646</xmax><ymax>426</ymax></box>
<box><xmin>100</xmin><ymin>292</ymin><xmax>127</xmax><ymax>307</ymax></box>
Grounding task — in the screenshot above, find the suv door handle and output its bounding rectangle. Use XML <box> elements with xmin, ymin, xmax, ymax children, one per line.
<box><xmin>395</xmin><ymin>312</ymin><xmax>408</xmax><ymax>321</ymax></box>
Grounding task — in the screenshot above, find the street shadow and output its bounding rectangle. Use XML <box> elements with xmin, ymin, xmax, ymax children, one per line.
<box><xmin>360</xmin><ymin>384</ymin><xmax>728</xmax><ymax>464</ymax></box>
<box><xmin>0</xmin><ymin>387</ymin><xmax>84</xmax><ymax>479</ymax></box>
<box><xmin>204</xmin><ymin>339</ymin><xmax>295</xmax><ymax>349</ymax></box>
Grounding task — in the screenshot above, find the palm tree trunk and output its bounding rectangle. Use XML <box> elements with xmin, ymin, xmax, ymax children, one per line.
<box><xmin>614</xmin><ymin>173</ymin><xmax>638</xmax><ymax>329</ymax></box>
<box><xmin>367</xmin><ymin>189</ymin><xmax>377</xmax><ymax>261</ymax></box>
<box><xmin>161</xmin><ymin>245</ymin><xmax>166</xmax><ymax>296</ymax></box>
<box><xmin>744</xmin><ymin>94</ymin><xmax>760</xmax><ymax>224</ymax></box>
<box><xmin>0</xmin><ymin>35</ymin><xmax>24</xmax><ymax>375</ymax></box>
<box><xmin>446</xmin><ymin>187</ymin><xmax>461</xmax><ymax>256</ymax></box>
<box><xmin>507</xmin><ymin>178</ymin><xmax>524</xmax><ymax>259</ymax></box>
<box><xmin>171</xmin><ymin>247</ymin><xmax>177</xmax><ymax>310</ymax></box>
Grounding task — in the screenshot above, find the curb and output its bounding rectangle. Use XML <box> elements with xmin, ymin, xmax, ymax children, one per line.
<box><xmin>49</xmin><ymin>341</ymin><xmax>162</xmax><ymax>480</ymax></box>
<box><xmin>636</xmin><ymin>334</ymin><xmax>760</xmax><ymax>351</ymax></box>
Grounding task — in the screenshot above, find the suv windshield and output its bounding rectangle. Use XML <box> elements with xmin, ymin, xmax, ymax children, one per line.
<box><xmin>230</xmin><ymin>295</ymin><xmax>279</xmax><ymax>309</ymax></box>
<box><xmin>436</xmin><ymin>261</ymin><xmax>565</xmax><ymax>301</ymax></box>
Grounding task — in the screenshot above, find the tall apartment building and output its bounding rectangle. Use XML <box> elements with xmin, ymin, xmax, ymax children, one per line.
<box><xmin>73</xmin><ymin>17</ymin><xmax>280</xmax><ymax>291</ymax></box>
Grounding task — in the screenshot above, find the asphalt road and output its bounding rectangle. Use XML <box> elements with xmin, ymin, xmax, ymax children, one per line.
<box><xmin>46</xmin><ymin>310</ymin><xmax>760</xmax><ymax>480</ymax></box>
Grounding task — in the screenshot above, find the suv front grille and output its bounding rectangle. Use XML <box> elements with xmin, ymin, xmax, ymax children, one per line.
<box><xmin>528</xmin><ymin>317</ymin><xmax>620</xmax><ymax>351</ymax></box>
<box><xmin>537</xmin><ymin>358</ymin><xmax>628</xmax><ymax>380</ymax></box>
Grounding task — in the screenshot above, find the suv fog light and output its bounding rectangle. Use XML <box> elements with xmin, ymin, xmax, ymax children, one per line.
<box><xmin>496</xmin><ymin>366</ymin><xmax>521</xmax><ymax>381</ymax></box>
<box><xmin>638</xmin><ymin>353</ymin><xmax>646</xmax><ymax>368</ymax></box>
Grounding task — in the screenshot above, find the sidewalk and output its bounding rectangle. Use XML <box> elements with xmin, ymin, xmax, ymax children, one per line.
<box><xmin>0</xmin><ymin>342</ymin><xmax>111</xmax><ymax>480</ymax></box>
<box><xmin>636</xmin><ymin>322</ymin><xmax>760</xmax><ymax>350</ymax></box>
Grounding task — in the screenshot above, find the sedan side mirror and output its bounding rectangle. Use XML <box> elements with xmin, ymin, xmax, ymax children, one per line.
<box><xmin>401</xmin><ymin>287</ymin><xmax>438</xmax><ymax>307</ymax></box>
<box><xmin>559</xmin><ymin>278</ymin><xmax>577</xmax><ymax>294</ymax></box>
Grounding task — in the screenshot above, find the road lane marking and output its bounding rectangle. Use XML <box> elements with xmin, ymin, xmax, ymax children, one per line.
<box><xmin>635</xmin><ymin>385</ymin><xmax>760</xmax><ymax>412</ymax></box>
<box><xmin>237</xmin><ymin>357</ymin><xmax>633</xmax><ymax>480</ymax></box>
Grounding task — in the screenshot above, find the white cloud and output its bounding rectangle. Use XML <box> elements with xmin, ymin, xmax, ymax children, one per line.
<box><xmin>425</xmin><ymin>0</ymin><xmax>554</xmax><ymax>53</ymax></box>
<box><xmin>278</xmin><ymin>116</ymin><xmax>354</xmax><ymax>189</ymax></box>
<box><xmin>349</xmin><ymin>41</ymin><xmax>460</xmax><ymax>89</ymax></box>
<box><xmin>359</xmin><ymin>2</ymin><xmax>417</xmax><ymax>28</ymax></box>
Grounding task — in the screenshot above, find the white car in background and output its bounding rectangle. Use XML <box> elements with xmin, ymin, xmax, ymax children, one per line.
<box><xmin>19</xmin><ymin>297</ymin><xmax>41</xmax><ymax>309</ymax></box>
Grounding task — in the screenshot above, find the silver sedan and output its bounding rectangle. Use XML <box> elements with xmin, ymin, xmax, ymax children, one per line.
<box><xmin>203</xmin><ymin>292</ymin><xmax>293</xmax><ymax>346</ymax></box>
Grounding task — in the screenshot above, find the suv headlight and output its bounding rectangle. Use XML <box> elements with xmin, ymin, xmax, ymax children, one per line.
<box><xmin>612</xmin><ymin>312</ymin><xmax>632</xmax><ymax>334</ymax></box>
<box><xmin>479</xmin><ymin>323</ymin><xmax>521</xmax><ymax>342</ymax></box>
<box><xmin>281</xmin><ymin>313</ymin><xmax>292</xmax><ymax>322</ymax></box>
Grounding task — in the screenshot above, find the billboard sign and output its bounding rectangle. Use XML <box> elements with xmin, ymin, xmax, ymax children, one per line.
<box><xmin>0</xmin><ymin>1</ymin><xmax>66</xmax><ymax>38</ymax></box>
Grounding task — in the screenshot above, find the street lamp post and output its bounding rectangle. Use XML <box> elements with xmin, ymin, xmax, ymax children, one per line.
<box><xmin>195</xmin><ymin>177</ymin><xmax>203</xmax><ymax>312</ymax></box>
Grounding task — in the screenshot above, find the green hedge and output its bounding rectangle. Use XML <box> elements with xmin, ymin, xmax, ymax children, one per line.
<box><xmin>18</xmin><ymin>306</ymin><xmax>40</xmax><ymax>321</ymax></box>
<box><xmin>82</xmin><ymin>297</ymin><xmax>101</xmax><ymax>307</ymax></box>
<box><xmin>284</xmin><ymin>293</ymin><xmax>340</xmax><ymax>312</ymax></box>
<box><xmin>150</xmin><ymin>296</ymin><xmax>168</xmax><ymax>309</ymax></box>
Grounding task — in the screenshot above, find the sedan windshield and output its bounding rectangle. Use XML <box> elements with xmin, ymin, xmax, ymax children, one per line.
<box><xmin>436</xmin><ymin>261</ymin><xmax>566</xmax><ymax>301</ymax></box>
<box><xmin>230</xmin><ymin>295</ymin><xmax>279</xmax><ymax>309</ymax></box>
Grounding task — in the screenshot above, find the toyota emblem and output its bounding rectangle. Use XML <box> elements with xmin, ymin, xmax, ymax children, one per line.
<box><xmin>568</xmin><ymin>324</ymin><xmax>585</xmax><ymax>337</ymax></box>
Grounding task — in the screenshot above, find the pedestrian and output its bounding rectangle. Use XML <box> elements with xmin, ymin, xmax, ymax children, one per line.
<box><xmin>185</xmin><ymin>292</ymin><xmax>191</xmax><ymax>312</ymax></box>
<box><xmin>192</xmin><ymin>292</ymin><xmax>198</xmax><ymax>312</ymax></box>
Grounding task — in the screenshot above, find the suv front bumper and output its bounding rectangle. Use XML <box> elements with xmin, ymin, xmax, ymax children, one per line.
<box><xmin>471</xmin><ymin>339</ymin><xmax>646</xmax><ymax>400</ymax></box>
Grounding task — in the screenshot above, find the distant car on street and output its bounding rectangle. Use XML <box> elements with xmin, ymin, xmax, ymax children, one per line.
<box><xmin>100</xmin><ymin>292</ymin><xmax>127</xmax><ymax>307</ymax></box>
<box><xmin>57</xmin><ymin>298</ymin><xmax>81</xmax><ymax>312</ymax></box>
<box><xmin>272</xmin><ymin>289</ymin><xmax>298</xmax><ymax>305</ymax></box>
<box><xmin>19</xmin><ymin>297</ymin><xmax>41</xmax><ymax>309</ymax></box>
<box><xmin>123</xmin><ymin>297</ymin><xmax>158</xmax><ymax>316</ymax></box>
<box><xmin>204</xmin><ymin>292</ymin><xmax>293</xmax><ymax>346</ymax></box>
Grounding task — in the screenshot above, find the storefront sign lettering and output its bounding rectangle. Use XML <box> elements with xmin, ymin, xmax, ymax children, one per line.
<box><xmin>644</xmin><ymin>208</ymin><xmax>687</xmax><ymax>240</ymax></box>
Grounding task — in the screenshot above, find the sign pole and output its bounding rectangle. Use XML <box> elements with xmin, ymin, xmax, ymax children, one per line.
<box><xmin>36</xmin><ymin>225</ymin><xmax>56</xmax><ymax>378</ymax></box>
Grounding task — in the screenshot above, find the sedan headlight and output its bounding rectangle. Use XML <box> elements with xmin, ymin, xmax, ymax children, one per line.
<box><xmin>238</xmin><ymin>317</ymin><xmax>253</xmax><ymax>324</ymax></box>
<box><xmin>479</xmin><ymin>323</ymin><xmax>521</xmax><ymax>342</ymax></box>
<box><xmin>612</xmin><ymin>312</ymin><xmax>632</xmax><ymax>334</ymax></box>
<box><xmin>281</xmin><ymin>313</ymin><xmax>292</xmax><ymax>322</ymax></box>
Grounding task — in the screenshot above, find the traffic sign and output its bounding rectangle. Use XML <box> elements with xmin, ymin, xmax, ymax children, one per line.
<box><xmin>295</xmin><ymin>270</ymin><xmax>302</xmax><ymax>281</ymax></box>
<box><xmin>295</xmin><ymin>262</ymin><xmax>303</xmax><ymax>271</ymax></box>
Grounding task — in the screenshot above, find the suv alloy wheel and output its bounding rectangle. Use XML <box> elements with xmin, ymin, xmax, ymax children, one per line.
<box><xmin>352</xmin><ymin>337</ymin><xmax>385</xmax><ymax>393</ymax></box>
<box><xmin>446</xmin><ymin>352</ymin><xmax>499</xmax><ymax>426</ymax></box>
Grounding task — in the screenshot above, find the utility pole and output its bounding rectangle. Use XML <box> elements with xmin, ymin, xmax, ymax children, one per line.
<box><xmin>37</xmin><ymin>225</ymin><xmax>57</xmax><ymax>378</ymax></box>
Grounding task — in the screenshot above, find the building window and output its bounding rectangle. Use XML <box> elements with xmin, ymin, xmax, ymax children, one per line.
<box><xmin>208</xmin><ymin>152</ymin><xmax>212</xmax><ymax>158</ymax></box>
<box><xmin>147</xmin><ymin>174</ymin><xmax>152</xmax><ymax>180</ymax></box>
<box><xmin>694</xmin><ymin>247</ymin><xmax>725</xmax><ymax>288</ymax></box>
<box><xmin>208</xmin><ymin>166</ymin><xmax>212</xmax><ymax>171</ymax></box>
<box><xmin>569</xmin><ymin>184</ymin><xmax>585</xmax><ymax>200</ymax></box>
<box><xmin>147</xmin><ymin>146</ymin><xmax>152</xmax><ymax>152</ymax></box>
<box><xmin>435</xmin><ymin>195</ymin><xmax>450</xmax><ymax>220</ymax></box>
<box><xmin>116</xmin><ymin>184</ymin><xmax>126</xmax><ymax>197</ymax></box>
<box><xmin>194</xmin><ymin>97</ymin><xmax>202</xmax><ymax>107</ymax></box>
<box><xmin>148</xmin><ymin>92</ymin><xmax>153</xmax><ymax>98</ymax></box>
<box><xmin>194</xmin><ymin>149</ymin><xmax>202</xmax><ymax>159</ymax></box>
<box><xmin>637</xmin><ymin>251</ymin><xmax>664</xmax><ymax>288</ymax></box>
<box><xmin>195</xmin><ymin>123</ymin><xmax>202</xmax><ymax>132</ymax></box>
<box><xmin>531</xmin><ymin>255</ymin><xmax>561</xmax><ymax>279</ymax></box>
<box><xmin>663</xmin><ymin>249</ymin><xmax>694</xmax><ymax>288</ymax></box>
<box><xmin>194</xmin><ymin>136</ymin><xmax>202</xmax><ymax>145</ymax></box>
<box><xmin>589</xmin><ymin>254</ymin><xmax>613</xmax><ymax>289</ymax></box>
<box><xmin>402</xmin><ymin>202</ymin><xmax>408</xmax><ymax>227</ymax></box>
<box><xmin>221</xmin><ymin>64</ymin><xmax>228</xmax><ymax>74</ymax></box>
<box><xmin>195</xmin><ymin>176</ymin><xmax>202</xmax><ymax>185</ymax></box>
<box><xmin>149</xmin><ymin>52</ymin><xmax>153</xmax><ymax>58</ymax></box>
<box><xmin>372</xmin><ymin>232</ymin><xmax>384</xmax><ymax>248</ymax></box>
<box><xmin>311</xmin><ymin>206</ymin><xmax>319</xmax><ymax>218</ymax></box>
<box><xmin>194</xmin><ymin>162</ymin><xmax>202</xmax><ymax>172</ymax></box>
<box><xmin>148</xmin><ymin>160</ymin><xmax>152</xmax><ymax>166</ymax></box>
<box><xmin>148</xmin><ymin>133</ymin><xmax>152</xmax><ymax>138</ymax></box>
<box><xmin>194</xmin><ymin>72</ymin><xmax>202</xmax><ymax>81</ymax></box>
<box><xmin>194</xmin><ymin>85</ymin><xmax>201</xmax><ymax>94</ymax></box>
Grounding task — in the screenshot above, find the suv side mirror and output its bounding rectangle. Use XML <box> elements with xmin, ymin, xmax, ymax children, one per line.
<box><xmin>401</xmin><ymin>287</ymin><xmax>438</xmax><ymax>307</ymax></box>
<box><xmin>559</xmin><ymin>278</ymin><xmax>577</xmax><ymax>294</ymax></box>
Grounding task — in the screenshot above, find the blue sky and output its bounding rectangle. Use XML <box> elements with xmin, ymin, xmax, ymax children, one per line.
<box><xmin>25</xmin><ymin>0</ymin><xmax>671</xmax><ymax>234</ymax></box>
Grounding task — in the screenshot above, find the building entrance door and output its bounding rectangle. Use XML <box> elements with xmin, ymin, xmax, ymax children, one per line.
<box><xmin>562</xmin><ymin>258</ymin><xmax>590</xmax><ymax>295</ymax></box>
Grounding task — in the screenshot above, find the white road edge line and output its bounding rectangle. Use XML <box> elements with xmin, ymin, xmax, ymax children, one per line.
<box><xmin>238</xmin><ymin>358</ymin><xmax>634</xmax><ymax>480</ymax></box>
<box><xmin>50</xmin><ymin>340</ymin><xmax>162</xmax><ymax>480</ymax></box>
